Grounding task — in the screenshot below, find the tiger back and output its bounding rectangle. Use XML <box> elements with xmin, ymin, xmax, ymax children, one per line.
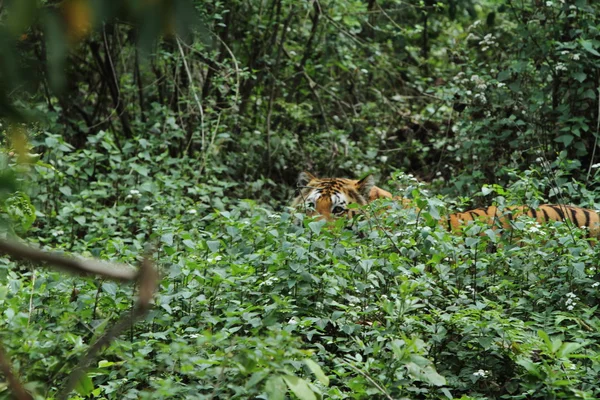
<box><xmin>293</xmin><ymin>172</ymin><xmax>600</xmax><ymax>238</ymax></box>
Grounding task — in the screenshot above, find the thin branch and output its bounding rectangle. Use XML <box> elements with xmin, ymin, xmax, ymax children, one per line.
<box><xmin>586</xmin><ymin>86</ymin><xmax>600</xmax><ymax>181</ymax></box>
<box><xmin>337</xmin><ymin>358</ymin><xmax>394</xmax><ymax>400</ymax></box>
<box><xmin>0</xmin><ymin>239</ymin><xmax>137</xmax><ymax>281</ymax></box>
<box><xmin>176</xmin><ymin>36</ymin><xmax>206</xmax><ymax>151</ymax></box>
<box><xmin>57</xmin><ymin>255</ymin><xmax>157</xmax><ymax>400</ymax></box>
<box><xmin>266</xmin><ymin>6</ymin><xmax>296</xmax><ymax>176</ymax></box>
<box><xmin>0</xmin><ymin>340</ymin><xmax>33</xmax><ymax>400</ymax></box>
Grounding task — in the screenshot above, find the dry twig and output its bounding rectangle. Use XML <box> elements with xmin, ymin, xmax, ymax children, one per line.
<box><xmin>0</xmin><ymin>341</ymin><xmax>33</xmax><ymax>400</ymax></box>
<box><xmin>0</xmin><ymin>239</ymin><xmax>137</xmax><ymax>281</ymax></box>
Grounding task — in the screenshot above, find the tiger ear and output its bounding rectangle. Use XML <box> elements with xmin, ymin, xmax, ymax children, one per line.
<box><xmin>356</xmin><ymin>175</ymin><xmax>375</xmax><ymax>199</ymax></box>
<box><xmin>297</xmin><ymin>171</ymin><xmax>317</xmax><ymax>187</ymax></box>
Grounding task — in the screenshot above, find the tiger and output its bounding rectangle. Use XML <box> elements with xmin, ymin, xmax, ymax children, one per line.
<box><xmin>293</xmin><ymin>171</ymin><xmax>600</xmax><ymax>238</ymax></box>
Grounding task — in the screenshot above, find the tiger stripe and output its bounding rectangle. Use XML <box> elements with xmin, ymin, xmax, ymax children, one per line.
<box><xmin>293</xmin><ymin>172</ymin><xmax>600</xmax><ymax>239</ymax></box>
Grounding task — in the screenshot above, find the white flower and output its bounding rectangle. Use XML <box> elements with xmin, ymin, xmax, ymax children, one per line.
<box><xmin>555</xmin><ymin>63</ymin><xmax>567</xmax><ymax>72</ymax></box>
<box><xmin>360</xmin><ymin>68</ymin><xmax>369</xmax><ymax>74</ymax></box>
<box><xmin>567</xmin><ymin>305</ymin><xmax>574</xmax><ymax>311</ymax></box>
<box><xmin>497</xmin><ymin>82</ymin><xmax>506</xmax><ymax>88</ymax></box>
<box><xmin>52</xmin><ymin>230</ymin><xmax>65</xmax><ymax>237</ymax></box>
<box><xmin>143</xmin><ymin>205</ymin><xmax>153</xmax><ymax>211</ymax></box>
<box><xmin>590</xmin><ymin>163</ymin><xmax>600</xmax><ymax>169</ymax></box>
<box><xmin>187</xmin><ymin>209</ymin><xmax>197</xmax><ymax>214</ymax></box>
<box><xmin>473</xmin><ymin>369</ymin><xmax>489</xmax><ymax>377</ymax></box>
<box><xmin>546</xmin><ymin>1</ymin><xmax>553</xmax><ymax>6</ymax></box>
<box><xmin>288</xmin><ymin>317</ymin><xmax>298</xmax><ymax>325</ymax></box>
<box><xmin>126</xmin><ymin>194</ymin><xmax>132</xmax><ymax>199</ymax></box>
<box><xmin>592</xmin><ymin>282</ymin><xmax>600</xmax><ymax>288</ymax></box>
<box><xmin>571</xmin><ymin>53</ymin><xmax>580</xmax><ymax>61</ymax></box>
<box><xmin>269</xmin><ymin>214</ymin><xmax>281</xmax><ymax>219</ymax></box>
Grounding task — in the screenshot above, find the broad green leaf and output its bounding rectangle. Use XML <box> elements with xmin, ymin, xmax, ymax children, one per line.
<box><xmin>308</xmin><ymin>220</ymin><xmax>326</xmax><ymax>235</ymax></box>
<box><xmin>207</xmin><ymin>240</ymin><xmax>220</xmax><ymax>252</ymax></box>
<box><xmin>580</xmin><ymin>39</ymin><xmax>600</xmax><ymax>56</ymax></box>
<box><xmin>74</xmin><ymin>373</ymin><xmax>94</xmax><ymax>396</ymax></box>
<box><xmin>421</xmin><ymin>365</ymin><xmax>446</xmax><ymax>386</ymax></box>
<box><xmin>161</xmin><ymin>233</ymin><xmax>174</xmax><ymax>246</ymax></box>
<box><xmin>59</xmin><ymin>186</ymin><xmax>72</xmax><ymax>196</ymax></box>
<box><xmin>282</xmin><ymin>375</ymin><xmax>316</xmax><ymax>400</ymax></box>
<box><xmin>304</xmin><ymin>359</ymin><xmax>329</xmax><ymax>386</ymax></box>
<box><xmin>265</xmin><ymin>376</ymin><xmax>286</xmax><ymax>400</ymax></box>
<box><xmin>557</xmin><ymin>342</ymin><xmax>584</xmax><ymax>358</ymax></box>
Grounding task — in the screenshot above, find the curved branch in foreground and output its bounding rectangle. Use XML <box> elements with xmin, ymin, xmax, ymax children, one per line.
<box><xmin>0</xmin><ymin>239</ymin><xmax>138</xmax><ymax>281</ymax></box>
<box><xmin>0</xmin><ymin>342</ymin><xmax>33</xmax><ymax>400</ymax></box>
<box><xmin>0</xmin><ymin>239</ymin><xmax>158</xmax><ymax>400</ymax></box>
<box><xmin>57</xmin><ymin>255</ymin><xmax>158</xmax><ymax>400</ymax></box>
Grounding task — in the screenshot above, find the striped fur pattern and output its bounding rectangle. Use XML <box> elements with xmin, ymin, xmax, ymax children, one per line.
<box><xmin>294</xmin><ymin>172</ymin><xmax>600</xmax><ymax>237</ymax></box>
<box><xmin>292</xmin><ymin>172</ymin><xmax>392</xmax><ymax>221</ymax></box>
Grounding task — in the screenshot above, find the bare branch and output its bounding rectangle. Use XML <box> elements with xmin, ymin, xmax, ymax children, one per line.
<box><xmin>0</xmin><ymin>340</ymin><xmax>33</xmax><ymax>400</ymax></box>
<box><xmin>57</xmin><ymin>254</ymin><xmax>158</xmax><ymax>400</ymax></box>
<box><xmin>0</xmin><ymin>239</ymin><xmax>137</xmax><ymax>281</ymax></box>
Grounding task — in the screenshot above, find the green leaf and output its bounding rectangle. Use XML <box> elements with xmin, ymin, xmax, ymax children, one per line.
<box><xmin>481</xmin><ymin>185</ymin><xmax>494</xmax><ymax>196</ymax></box>
<box><xmin>580</xmin><ymin>39</ymin><xmax>600</xmax><ymax>57</ymax></box>
<box><xmin>102</xmin><ymin>282</ymin><xmax>117</xmax><ymax>297</ymax></box>
<box><xmin>497</xmin><ymin>70</ymin><xmax>511</xmax><ymax>82</ymax></box>
<box><xmin>59</xmin><ymin>186</ymin><xmax>72</xmax><ymax>196</ymax></box>
<box><xmin>282</xmin><ymin>375</ymin><xmax>316</xmax><ymax>400</ymax></box>
<box><xmin>265</xmin><ymin>376</ymin><xmax>287</xmax><ymax>400</ymax></box>
<box><xmin>304</xmin><ymin>359</ymin><xmax>329</xmax><ymax>386</ymax></box>
<box><xmin>308</xmin><ymin>220</ymin><xmax>326</xmax><ymax>235</ymax></box>
<box><xmin>572</xmin><ymin>72</ymin><xmax>587</xmax><ymax>83</ymax></box>
<box><xmin>555</xmin><ymin>134</ymin><xmax>574</xmax><ymax>146</ymax></box>
<box><xmin>421</xmin><ymin>365</ymin><xmax>446</xmax><ymax>386</ymax></box>
<box><xmin>557</xmin><ymin>342</ymin><xmax>584</xmax><ymax>358</ymax></box>
<box><xmin>74</xmin><ymin>216</ymin><xmax>86</xmax><ymax>225</ymax></box>
<box><xmin>161</xmin><ymin>233</ymin><xmax>174</xmax><ymax>246</ymax></box>
<box><xmin>207</xmin><ymin>240</ymin><xmax>220</xmax><ymax>252</ymax></box>
<box><xmin>537</xmin><ymin>330</ymin><xmax>553</xmax><ymax>351</ymax></box>
<box><xmin>74</xmin><ymin>373</ymin><xmax>94</xmax><ymax>396</ymax></box>
<box><xmin>516</xmin><ymin>359</ymin><xmax>541</xmax><ymax>377</ymax></box>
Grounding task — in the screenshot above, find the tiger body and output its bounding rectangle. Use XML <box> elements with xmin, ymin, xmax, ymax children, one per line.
<box><xmin>293</xmin><ymin>172</ymin><xmax>600</xmax><ymax>238</ymax></box>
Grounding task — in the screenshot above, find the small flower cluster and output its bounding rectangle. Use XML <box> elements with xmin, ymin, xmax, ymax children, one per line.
<box><xmin>259</xmin><ymin>276</ymin><xmax>280</xmax><ymax>287</ymax></box>
<box><xmin>592</xmin><ymin>282</ymin><xmax>600</xmax><ymax>288</ymax></box>
<box><xmin>126</xmin><ymin>189</ymin><xmax>142</xmax><ymax>200</ymax></box>
<box><xmin>527</xmin><ymin>224</ymin><xmax>546</xmax><ymax>235</ymax></box>
<box><xmin>555</xmin><ymin>62</ymin><xmax>568</xmax><ymax>72</ymax></box>
<box><xmin>188</xmin><ymin>209</ymin><xmax>197</xmax><ymax>215</ymax></box>
<box><xmin>52</xmin><ymin>229</ymin><xmax>65</xmax><ymax>237</ymax></box>
<box><xmin>473</xmin><ymin>369</ymin><xmax>490</xmax><ymax>378</ymax></box>
<box><xmin>207</xmin><ymin>255</ymin><xmax>222</xmax><ymax>263</ymax></box>
<box><xmin>478</xmin><ymin>33</ymin><xmax>498</xmax><ymax>52</ymax></box>
<box><xmin>471</xmin><ymin>75</ymin><xmax>488</xmax><ymax>91</ymax></box>
<box><xmin>565</xmin><ymin>292</ymin><xmax>579</xmax><ymax>311</ymax></box>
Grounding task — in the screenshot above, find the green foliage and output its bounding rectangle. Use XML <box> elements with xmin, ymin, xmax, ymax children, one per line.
<box><xmin>1</xmin><ymin>0</ymin><xmax>600</xmax><ymax>399</ymax></box>
<box><xmin>0</xmin><ymin>132</ymin><xmax>597</xmax><ymax>398</ymax></box>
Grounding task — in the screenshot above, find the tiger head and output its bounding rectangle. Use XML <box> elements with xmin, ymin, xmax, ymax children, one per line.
<box><xmin>292</xmin><ymin>172</ymin><xmax>392</xmax><ymax>220</ymax></box>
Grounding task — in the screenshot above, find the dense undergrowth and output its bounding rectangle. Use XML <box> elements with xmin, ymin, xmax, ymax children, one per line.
<box><xmin>0</xmin><ymin>131</ymin><xmax>599</xmax><ymax>399</ymax></box>
<box><xmin>1</xmin><ymin>0</ymin><xmax>600</xmax><ymax>399</ymax></box>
